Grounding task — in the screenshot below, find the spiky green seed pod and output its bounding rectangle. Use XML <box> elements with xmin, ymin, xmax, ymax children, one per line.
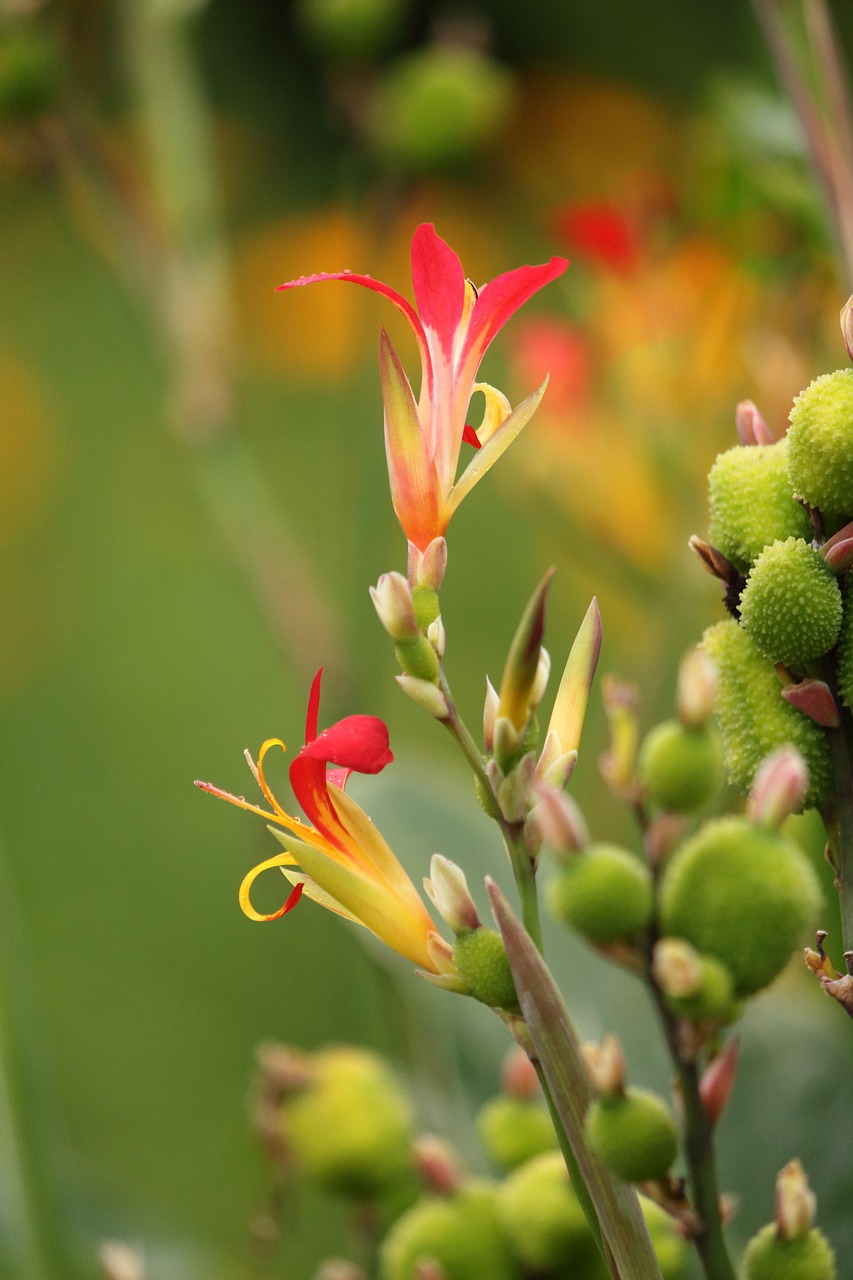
<box><xmin>394</xmin><ymin>635</ymin><xmax>440</xmax><ymax>682</ymax></box>
<box><xmin>836</xmin><ymin>593</ymin><xmax>853</xmax><ymax>714</ymax></box>
<box><xmin>476</xmin><ymin>1096</ymin><xmax>557</xmax><ymax>1171</ymax></box>
<box><xmin>708</xmin><ymin>440</ymin><xmax>811</xmax><ymax>574</ymax></box>
<box><xmin>743</xmin><ymin>1224</ymin><xmax>837</xmax><ymax>1280</ymax></box>
<box><xmin>453</xmin><ymin>928</ymin><xmax>518</xmax><ymax>1010</ymax></box>
<box><xmin>497</xmin><ymin>1152</ymin><xmax>596</xmax><ymax>1272</ymax></box>
<box><xmin>284</xmin><ymin>1047</ymin><xmax>414</xmax><ymax>1197</ymax></box>
<box><xmin>788</xmin><ymin>368</ymin><xmax>853</xmax><ymax>516</ymax></box>
<box><xmin>638</xmin><ymin>721</ymin><xmax>724</xmax><ymax>812</ymax></box>
<box><xmin>659</xmin><ymin>816</ymin><xmax>822</xmax><ymax>996</ymax></box>
<box><xmin>379</xmin><ymin>1181</ymin><xmax>517</xmax><ymax>1280</ymax></box>
<box><xmin>739</xmin><ymin>538</ymin><xmax>842</xmax><ymax>670</ymax></box>
<box><xmin>702</xmin><ymin>620</ymin><xmax>831</xmax><ymax>809</ymax></box>
<box><xmin>641</xmin><ymin>1198</ymin><xmax>690</xmax><ymax>1280</ymax></box>
<box><xmin>546</xmin><ymin>844</ymin><xmax>653</xmax><ymax>945</ymax></box>
<box><xmin>584</xmin><ymin>1088</ymin><xmax>679</xmax><ymax>1184</ymax></box>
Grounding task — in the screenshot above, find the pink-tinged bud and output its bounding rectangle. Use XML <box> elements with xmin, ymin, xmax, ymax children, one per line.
<box><xmin>396</xmin><ymin>674</ymin><xmax>449</xmax><ymax>719</ymax></box>
<box><xmin>644</xmin><ymin>812</ymin><xmax>690</xmax><ymax>865</ymax></box>
<box><xmin>582</xmin><ymin>1035</ymin><xmax>625</xmax><ymax>1096</ymax></box>
<box><xmin>483</xmin><ymin>677</ymin><xmax>500</xmax><ymax>753</ymax></box>
<box><xmin>698</xmin><ymin>1038</ymin><xmax>739</xmax><ymax>1131</ymax></box>
<box><xmin>841</xmin><ymin>295</ymin><xmax>853</xmax><ymax>362</ymax></box>
<box><xmin>735</xmin><ymin>399</ymin><xmax>775</xmax><ymax>446</ymax></box>
<box><xmin>100</xmin><ymin>1243</ymin><xmax>145</xmax><ymax>1280</ymax></box>
<box><xmin>414</xmin><ymin>1262</ymin><xmax>450</xmax><ymax>1280</ymax></box>
<box><xmin>652</xmin><ymin>938</ymin><xmax>704</xmax><ymax>998</ymax></box>
<box><xmin>687</xmin><ymin>536</ymin><xmax>740</xmax><ymax>585</ymax></box>
<box><xmin>546</xmin><ymin>598</ymin><xmax>602</xmax><ymax>757</ymax></box>
<box><xmin>427</xmin><ymin>616</ymin><xmax>446</xmax><ymax>658</ymax></box>
<box><xmin>820</xmin><ymin>970</ymin><xmax>853</xmax><ymax>1018</ymax></box>
<box><xmin>497</xmin><ymin>753</ymin><xmax>536</xmax><ymax>822</ymax></box>
<box><xmin>536</xmin><ymin>729</ymin><xmax>577</xmax><ymax>789</ymax></box>
<box><xmin>746</xmin><ymin>745</ymin><xmax>809</xmax><ymax>827</ymax></box>
<box><xmin>533</xmin><ymin>784</ymin><xmax>589</xmax><ymax>856</ymax></box>
<box><xmin>780</xmin><ymin>678</ymin><xmax>841</xmax><ymax>727</ymax></box>
<box><xmin>498</xmin><ymin>569</ymin><xmax>554</xmax><ymax>732</ymax></box>
<box><xmin>775</xmin><ymin>1160</ymin><xmax>816</xmax><ymax>1238</ymax></box>
<box><xmin>315</xmin><ymin>1261</ymin><xmax>367</xmax><ymax>1280</ymax></box>
<box><xmin>599</xmin><ymin>676</ymin><xmax>640</xmax><ymax>797</ymax></box>
<box><xmin>500</xmin><ymin>1046</ymin><xmax>541</xmax><ymax>1099</ymax></box>
<box><xmin>822</xmin><ymin>517</ymin><xmax>853</xmax><ymax>574</ymax></box>
<box><xmin>677</xmin><ymin>648</ymin><xmax>717</xmax><ymax>729</ymax></box>
<box><xmin>424</xmin><ymin>855</ymin><xmax>481</xmax><ymax>933</ymax></box>
<box><xmin>531</xmin><ymin>648</ymin><xmax>551</xmax><ymax>712</ymax></box>
<box><xmin>256</xmin><ymin>1042</ymin><xmax>314</xmax><ymax>1095</ymax></box>
<box><xmin>414</xmin><ymin>536</ymin><xmax>448</xmax><ymax>592</ymax></box>
<box><xmin>370</xmin><ymin>572</ymin><xmax>419</xmax><ymax>640</ymax></box>
<box><xmin>413</xmin><ymin>1134</ymin><xmax>464</xmax><ymax>1195</ymax></box>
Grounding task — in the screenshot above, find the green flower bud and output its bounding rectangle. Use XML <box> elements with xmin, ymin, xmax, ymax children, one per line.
<box><xmin>638</xmin><ymin>721</ymin><xmax>724</xmax><ymax>812</ymax></box>
<box><xmin>497</xmin><ymin>1152</ymin><xmax>596</xmax><ymax>1272</ymax></box>
<box><xmin>476</xmin><ymin>1097</ymin><xmax>557</xmax><ymax>1171</ymax></box>
<box><xmin>584</xmin><ymin>1088</ymin><xmax>679</xmax><ymax>1183</ymax></box>
<box><xmin>708</xmin><ymin>440</ymin><xmax>811</xmax><ymax>574</ymax></box>
<box><xmin>452</xmin><ymin>928</ymin><xmax>518</xmax><ymax>1010</ymax></box>
<box><xmin>788</xmin><ymin>368</ymin><xmax>853</xmax><ymax>515</ymax></box>
<box><xmin>641</xmin><ymin>1198</ymin><xmax>690</xmax><ymax>1280</ymax></box>
<box><xmin>395</xmin><ymin>635</ymin><xmax>440</xmax><ymax>682</ymax></box>
<box><xmin>546</xmin><ymin>844</ymin><xmax>653</xmax><ymax>945</ymax></box>
<box><xmin>659</xmin><ymin>816</ymin><xmax>822</xmax><ymax>996</ymax></box>
<box><xmin>379</xmin><ymin>1181</ymin><xmax>517</xmax><ymax>1280</ymax></box>
<box><xmin>743</xmin><ymin>1224</ymin><xmax>837</xmax><ymax>1280</ymax></box>
<box><xmin>702</xmin><ymin>620</ymin><xmax>832</xmax><ymax>809</ymax></box>
<box><xmin>284</xmin><ymin>1047</ymin><xmax>414</xmax><ymax>1197</ymax></box>
<box><xmin>739</xmin><ymin>538</ymin><xmax>842</xmax><ymax>669</ymax></box>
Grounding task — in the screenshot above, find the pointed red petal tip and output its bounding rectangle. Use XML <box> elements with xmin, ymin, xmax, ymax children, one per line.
<box><xmin>462</xmin><ymin>424</ymin><xmax>482</xmax><ymax>450</ymax></box>
<box><xmin>281</xmin><ymin>881</ymin><xmax>305</xmax><ymax>915</ymax></box>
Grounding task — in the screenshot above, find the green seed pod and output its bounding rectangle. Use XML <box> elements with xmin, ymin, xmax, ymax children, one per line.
<box><xmin>641</xmin><ymin>1197</ymin><xmax>690</xmax><ymax>1280</ymax></box>
<box><xmin>497</xmin><ymin>1152</ymin><xmax>596</xmax><ymax>1272</ymax></box>
<box><xmin>584</xmin><ymin>1088</ymin><xmax>679</xmax><ymax>1183</ymax></box>
<box><xmin>546</xmin><ymin>844</ymin><xmax>653</xmax><ymax>945</ymax></box>
<box><xmin>452</xmin><ymin>928</ymin><xmax>518</xmax><ymax>1010</ymax></box>
<box><xmin>394</xmin><ymin>634</ymin><xmax>440</xmax><ymax>682</ymax></box>
<box><xmin>638</xmin><ymin>720</ymin><xmax>724</xmax><ymax>812</ymax></box>
<box><xmin>379</xmin><ymin>1181</ymin><xmax>517</xmax><ymax>1280</ymax></box>
<box><xmin>708</xmin><ymin>440</ymin><xmax>811</xmax><ymax>574</ymax></box>
<box><xmin>743</xmin><ymin>1224</ymin><xmax>837</xmax><ymax>1280</ymax></box>
<box><xmin>284</xmin><ymin>1047</ymin><xmax>414</xmax><ymax>1197</ymax></box>
<box><xmin>702</xmin><ymin>620</ymin><xmax>831</xmax><ymax>809</ymax></box>
<box><xmin>739</xmin><ymin>538</ymin><xmax>842</xmax><ymax>670</ymax></box>
<box><xmin>788</xmin><ymin>368</ymin><xmax>853</xmax><ymax>516</ymax></box>
<box><xmin>476</xmin><ymin>1096</ymin><xmax>557</xmax><ymax>1171</ymax></box>
<box><xmin>662</xmin><ymin>953</ymin><xmax>736</xmax><ymax>1023</ymax></box>
<box><xmin>659</xmin><ymin>816</ymin><xmax>822</xmax><ymax>996</ymax></box>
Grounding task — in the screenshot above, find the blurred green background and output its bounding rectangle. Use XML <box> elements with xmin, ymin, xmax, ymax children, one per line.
<box><xmin>1</xmin><ymin>0</ymin><xmax>852</xmax><ymax>1276</ymax></box>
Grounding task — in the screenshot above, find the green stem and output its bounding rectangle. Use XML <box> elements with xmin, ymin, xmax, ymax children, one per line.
<box><xmin>823</xmin><ymin>716</ymin><xmax>853</xmax><ymax>952</ymax></box>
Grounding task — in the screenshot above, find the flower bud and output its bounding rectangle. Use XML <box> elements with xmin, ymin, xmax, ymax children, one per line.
<box><xmin>483</xmin><ymin>678</ymin><xmax>499</xmax><ymax>753</ymax></box>
<box><xmin>546</xmin><ymin>598</ymin><xmax>602</xmax><ymax>758</ymax></box>
<box><xmin>599</xmin><ymin>677</ymin><xmax>640</xmax><ymax>797</ymax></box>
<box><xmin>677</xmin><ymin>647</ymin><xmax>717</xmax><ymax>728</ymax></box>
<box><xmin>738</xmin><ymin>537</ymin><xmax>841</xmax><ymax>670</ymax></box>
<box><xmin>708</xmin><ymin>439</ymin><xmax>811</xmax><ymax>574</ymax></box>
<box><xmin>100</xmin><ymin>1243</ymin><xmax>145</xmax><ymax>1280</ymax></box>
<box><xmin>742</xmin><ymin>1161</ymin><xmax>837</xmax><ymax>1280</ymax></box>
<box><xmin>497</xmin><ymin>1152</ymin><xmax>594</xmax><ymax>1272</ymax></box>
<box><xmin>413</xmin><ymin>1134</ymin><xmax>465</xmax><ymax>1196</ymax></box>
<box><xmin>495</xmin><ymin>753</ymin><xmax>535</xmax><ymax>823</ymax></box>
<box><xmin>659</xmin><ymin>816</ymin><xmax>822</xmax><ymax>996</ymax></box>
<box><xmin>380</xmin><ymin>1182</ymin><xmax>517</xmax><ymax>1280</ymax></box>
<box><xmin>498</xmin><ymin>570</ymin><xmax>553</xmax><ymax>733</ymax></box>
<box><xmin>452</xmin><ymin>928</ymin><xmax>518</xmax><ymax>1010</ymax></box>
<box><xmin>698</xmin><ymin>1037</ymin><xmax>739</xmax><ymax>1131</ymax></box>
<box><xmin>533</xmin><ymin>785</ymin><xmax>589</xmax><ymax>857</ymax></box>
<box><xmin>638</xmin><ymin>720</ymin><xmax>724</xmax><ymax>813</ymax></box>
<box><xmin>736</xmin><ymin>399</ymin><xmax>775</xmax><ymax>446</ymax></box>
<box><xmin>652</xmin><ymin>938</ymin><xmax>735</xmax><ymax>1023</ymax></box>
<box><xmin>501</xmin><ymin>1047</ymin><xmax>540</xmax><ymax>1099</ymax></box>
<box><xmin>408</xmin><ymin>536</ymin><xmax>447</xmax><ymax>593</ymax></box>
<box><xmin>788</xmin><ymin>368</ymin><xmax>853</xmax><ymax>514</ymax></box>
<box><xmin>582</xmin><ymin>1035</ymin><xmax>625</xmax><ymax>1096</ymax></box>
<box><xmin>531</xmin><ymin>648</ymin><xmax>551</xmax><ymax>712</ymax></box>
<box><xmin>371</xmin><ymin>572</ymin><xmax>419</xmax><ymax>640</ymax></box>
<box><xmin>427</xmin><ymin>616</ymin><xmax>445</xmax><ymax>657</ymax></box>
<box><xmin>841</xmin><ymin>296</ymin><xmax>853</xmax><ymax>362</ymax></box>
<box><xmin>424</xmin><ymin>855</ymin><xmax>480</xmax><ymax>934</ymax></box>
<box><xmin>547</xmin><ymin>844</ymin><xmax>653</xmax><ymax>946</ymax></box>
<box><xmin>780</xmin><ymin>679</ymin><xmax>840</xmax><ymax>728</ymax></box>
<box><xmin>584</xmin><ymin>1088</ymin><xmax>679</xmax><ymax>1184</ymax></box>
<box><xmin>396</xmin><ymin>674</ymin><xmax>448</xmax><ymax>718</ymax></box>
<box><xmin>746</xmin><ymin>746</ymin><xmax>809</xmax><ymax>828</ymax></box>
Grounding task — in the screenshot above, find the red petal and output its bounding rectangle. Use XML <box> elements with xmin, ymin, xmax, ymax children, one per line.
<box><xmin>458</xmin><ymin>257</ymin><xmax>568</xmax><ymax>386</ymax></box>
<box><xmin>410</xmin><ymin>224</ymin><xmax>466</xmax><ymax>359</ymax></box>
<box><xmin>462</xmin><ymin>424</ymin><xmax>482</xmax><ymax>450</ymax></box>
<box><xmin>300</xmin><ymin>715</ymin><xmax>393</xmax><ymax>774</ymax></box>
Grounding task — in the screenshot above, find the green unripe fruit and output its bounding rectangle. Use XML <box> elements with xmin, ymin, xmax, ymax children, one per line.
<box><xmin>379</xmin><ymin>1181</ymin><xmax>517</xmax><ymax>1280</ymax></box>
<box><xmin>743</xmin><ymin>1224</ymin><xmax>837</xmax><ymax>1280</ymax></box>
<box><xmin>295</xmin><ymin>0</ymin><xmax>407</xmax><ymax>60</ymax></box>
<box><xmin>585</xmin><ymin>1088</ymin><xmax>679</xmax><ymax>1183</ymax></box>
<box><xmin>411</xmin><ymin>584</ymin><xmax>440</xmax><ymax>628</ymax></box>
<box><xmin>663</xmin><ymin>953</ymin><xmax>736</xmax><ymax>1023</ymax></box>
<box><xmin>659</xmin><ymin>816</ymin><xmax>822</xmax><ymax>996</ymax></box>
<box><xmin>739</xmin><ymin>538</ymin><xmax>841</xmax><ymax>670</ymax></box>
<box><xmin>453</xmin><ymin>928</ymin><xmax>518</xmax><ymax>1010</ymax></box>
<box><xmin>370</xmin><ymin>47</ymin><xmax>515</xmax><ymax>173</ymax></box>
<box><xmin>284</xmin><ymin>1047</ymin><xmax>414</xmax><ymax>1197</ymax></box>
<box><xmin>547</xmin><ymin>845</ymin><xmax>653</xmax><ymax>945</ymax></box>
<box><xmin>708</xmin><ymin>440</ymin><xmax>811</xmax><ymax>574</ymax></box>
<box><xmin>394</xmin><ymin>635</ymin><xmax>439</xmax><ymax>682</ymax></box>
<box><xmin>498</xmin><ymin>1152</ymin><xmax>595</xmax><ymax>1272</ymax></box>
<box><xmin>476</xmin><ymin>1096</ymin><xmax>557</xmax><ymax>1171</ymax></box>
<box><xmin>702</xmin><ymin>620</ymin><xmax>831</xmax><ymax>808</ymax></box>
<box><xmin>788</xmin><ymin>368</ymin><xmax>853</xmax><ymax>515</ymax></box>
<box><xmin>638</xmin><ymin>720</ymin><xmax>724</xmax><ymax>812</ymax></box>
<box><xmin>641</xmin><ymin>1197</ymin><xmax>689</xmax><ymax>1280</ymax></box>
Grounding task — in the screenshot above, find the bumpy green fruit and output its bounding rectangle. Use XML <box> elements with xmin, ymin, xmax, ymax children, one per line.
<box><xmin>284</xmin><ymin>1047</ymin><xmax>414</xmax><ymax>1196</ymax></box>
<box><xmin>453</xmin><ymin>928</ymin><xmax>518</xmax><ymax>1009</ymax></box>
<box><xmin>546</xmin><ymin>845</ymin><xmax>653</xmax><ymax>945</ymax></box>
<box><xmin>708</xmin><ymin>440</ymin><xmax>811</xmax><ymax>574</ymax></box>
<box><xmin>379</xmin><ymin>1181</ymin><xmax>517</xmax><ymax>1280</ymax></box>
<box><xmin>743</xmin><ymin>1224</ymin><xmax>837</xmax><ymax>1280</ymax></box>
<box><xmin>837</xmin><ymin>593</ymin><xmax>853</xmax><ymax>714</ymax></box>
<box><xmin>476</xmin><ymin>1096</ymin><xmax>557</xmax><ymax>1171</ymax></box>
<box><xmin>371</xmin><ymin>47</ymin><xmax>515</xmax><ymax>172</ymax></box>
<box><xmin>498</xmin><ymin>1152</ymin><xmax>595</xmax><ymax>1271</ymax></box>
<box><xmin>585</xmin><ymin>1088</ymin><xmax>679</xmax><ymax>1183</ymax></box>
<box><xmin>739</xmin><ymin>538</ymin><xmax>841</xmax><ymax>669</ymax></box>
<box><xmin>659</xmin><ymin>816</ymin><xmax>822</xmax><ymax>996</ymax></box>
<box><xmin>662</xmin><ymin>952</ymin><xmax>737</xmax><ymax>1023</ymax></box>
<box><xmin>788</xmin><ymin>368</ymin><xmax>853</xmax><ymax>515</ymax></box>
<box><xmin>702</xmin><ymin>620</ymin><xmax>831</xmax><ymax>808</ymax></box>
<box><xmin>641</xmin><ymin>1198</ymin><xmax>689</xmax><ymax>1280</ymax></box>
<box><xmin>638</xmin><ymin>720</ymin><xmax>724</xmax><ymax>812</ymax></box>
